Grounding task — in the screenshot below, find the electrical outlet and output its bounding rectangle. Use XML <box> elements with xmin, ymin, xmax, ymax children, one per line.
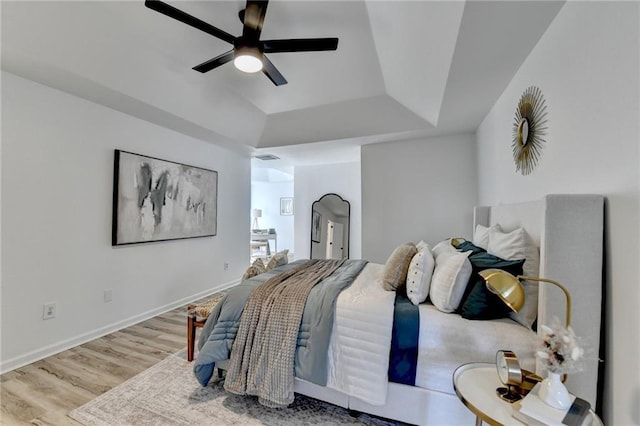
<box><xmin>223</xmin><ymin>262</ymin><xmax>229</xmax><ymax>271</ymax></box>
<box><xmin>104</xmin><ymin>289</ymin><xmax>113</xmax><ymax>303</ymax></box>
<box><xmin>43</xmin><ymin>303</ymin><xmax>56</xmax><ymax>320</ymax></box>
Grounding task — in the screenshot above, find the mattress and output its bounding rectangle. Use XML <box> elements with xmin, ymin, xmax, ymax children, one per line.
<box><xmin>415</xmin><ymin>303</ymin><xmax>538</xmax><ymax>394</ymax></box>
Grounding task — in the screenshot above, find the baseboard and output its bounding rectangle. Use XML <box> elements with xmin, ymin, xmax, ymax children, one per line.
<box><xmin>0</xmin><ymin>279</ymin><xmax>240</xmax><ymax>374</ymax></box>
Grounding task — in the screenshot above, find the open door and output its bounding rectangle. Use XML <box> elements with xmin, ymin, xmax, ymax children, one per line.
<box><xmin>326</xmin><ymin>220</ymin><xmax>344</xmax><ymax>260</ymax></box>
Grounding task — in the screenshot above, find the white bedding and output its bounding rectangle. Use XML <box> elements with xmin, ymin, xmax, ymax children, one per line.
<box><xmin>415</xmin><ymin>303</ymin><xmax>538</xmax><ymax>394</ymax></box>
<box><xmin>326</xmin><ymin>263</ymin><xmax>395</xmax><ymax>405</ymax></box>
<box><xmin>325</xmin><ymin>261</ymin><xmax>539</xmax><ymax>406</ymax></box>
<box><xmin>295</xmin><ymin>195</ymin><xmax>603</xmax><ymax>424</ymax></box>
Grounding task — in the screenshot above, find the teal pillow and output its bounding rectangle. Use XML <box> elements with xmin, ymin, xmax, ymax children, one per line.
<box><xmin>456</xmin><ymin>240</ymin><xmax>486</xmax><ymax>256</ymax></box>
<box><xmin>459</xmin><ymin>279</ymin><xmax>513</xmax><ymax>319</ymax></box>
<box><xmin>458</xmin><ymin>248</ymin><xmax>525</xmax><ymax>320</ymax></box>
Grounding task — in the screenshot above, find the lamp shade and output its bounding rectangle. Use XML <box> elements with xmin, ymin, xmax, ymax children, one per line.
<box><xmin>479</xmin><ymin>268</ymin><xmax>525</xmax><ymax>313</ymax></box>
<box><xmin>252</xmin><ymin>209</ymin><xmax>262</xmax><ymax>218</ymax></box>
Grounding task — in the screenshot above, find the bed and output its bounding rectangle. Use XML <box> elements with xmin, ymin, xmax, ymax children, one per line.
<box><xmin>194</xmin><ymin>194</ymin><xmax>604</xmax><ymax>424</ymax></box>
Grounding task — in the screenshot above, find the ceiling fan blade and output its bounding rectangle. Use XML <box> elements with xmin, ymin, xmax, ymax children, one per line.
<box><xmin>145</xmin><ymin>0</ymin><xmax>236</xmax><ymax>45</ymax></box>
<box><xmin>263</xmin><ymin>38</ymin><xmax>339</xmax><ymax>53</ymax></box>
<box><xmin>262</xmin><ymin>56</ymin><xmax>287</xmax><ymax>86</ymax></box>
<box><xmin>193</xmin><ymin>50</ymin><xmax>234</xmax><ymax>73</ymax></box>
<box><xmin>241</xmin><ymin>1</ymin><xmax>268</xmax><ymax>40</ymax></box>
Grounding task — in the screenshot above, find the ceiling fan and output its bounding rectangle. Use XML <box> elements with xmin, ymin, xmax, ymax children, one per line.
<box><xmin>145</xmin><ymin>0</ymin><xmax>339</xmax><ymax>86</ymax></box>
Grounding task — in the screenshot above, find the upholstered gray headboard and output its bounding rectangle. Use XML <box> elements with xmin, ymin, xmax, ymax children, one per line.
<box><xmin>474</xmin><ymin>194</ymin><xmax>604</xmax><ymax>408</ymax></box>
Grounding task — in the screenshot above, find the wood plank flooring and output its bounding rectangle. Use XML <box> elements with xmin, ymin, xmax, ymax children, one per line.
<box><xmin>1</xmin><ymin>300</ymin><xmax>207</xmax><ymax>425</ymax></box>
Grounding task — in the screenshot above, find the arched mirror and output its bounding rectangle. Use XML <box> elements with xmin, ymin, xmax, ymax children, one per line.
<box><xmin>310</xmin><ymin>193</ymin><xmax>350</xmax><ymax>259</ymax></box>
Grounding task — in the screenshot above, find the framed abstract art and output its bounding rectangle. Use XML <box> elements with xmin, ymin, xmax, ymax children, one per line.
<box><xmin>112</xmin><ymin>150</ymin><xmax>218</xmax><ymax>245</ymax></box>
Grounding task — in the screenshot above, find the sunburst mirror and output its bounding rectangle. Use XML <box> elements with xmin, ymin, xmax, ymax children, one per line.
<box><xmin>512</xmin><ymin>86</ymin><xmax>548</xmax><ymax>175</ymax></box>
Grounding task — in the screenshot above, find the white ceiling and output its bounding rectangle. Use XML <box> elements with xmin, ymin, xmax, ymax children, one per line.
<box><xmin>1</xmin><ymin>0</ymin><xmax>565</xmax><ymax>167</ymax></box>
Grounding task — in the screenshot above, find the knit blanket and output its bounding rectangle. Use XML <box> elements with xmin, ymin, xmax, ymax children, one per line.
<box><xmin>223</xmin><ymin>259</ymin><xmax>345</xmax><ymax>407</ymax></box>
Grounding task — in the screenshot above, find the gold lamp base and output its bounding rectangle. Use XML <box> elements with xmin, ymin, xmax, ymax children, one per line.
<box><xmin>496</xmin><ymin>386</ymin><xmax>522</xmax><ymax>403</ymax></box>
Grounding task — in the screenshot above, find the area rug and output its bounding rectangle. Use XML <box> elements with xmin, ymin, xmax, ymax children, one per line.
<box><xmin>68</xmin><ymin>350</ymin><xmax>406</xmax><ymax>425</ymax></box>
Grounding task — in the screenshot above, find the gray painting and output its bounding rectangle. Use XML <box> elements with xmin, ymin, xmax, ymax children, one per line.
<box><xmin>112</xmin><ymin>150</ymin><xmax>217</xmax><ymax>245</ymax></box>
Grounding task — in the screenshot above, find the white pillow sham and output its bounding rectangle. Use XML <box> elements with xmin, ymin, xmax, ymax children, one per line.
<box><xmin>473</xmin><ymin>223</ymin><xmax>502</xmax><ymax>250</ymax></box>
<box><xmin>429</xmin><ymin>250</ymin><xmax>472</xmax><ymax>313</ymax></box>
<box><xmin>431</xmin><ymin>238</ymin><xmax>457</xmax><ymax>258</ymax></box>
<box><xmin>416</xmin><ymin>239</ymin><xmax>430</xmax><ymax>252</ymax></box>
<box><xmin>488</xmin><ymin>227</ymin><xmax>540</xmax><ymax>329</ymax></box>
<box><xmin>406</xmin><ymin>243</ymin><xmax>435</xmax><ymax>306</ymax></box>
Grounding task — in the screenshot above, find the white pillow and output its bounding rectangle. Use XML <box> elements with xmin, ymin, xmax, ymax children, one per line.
<box><xmin>406</xmin><ymin>244</ymin><xmax>435</xmax><ymax>305</ymax></box>
<box><xmin>473</xmin><ymin>224</ymin><xmax>502</xmax><ymax>250</ymax></box>
<box><xmin>429</xmin><ymin>251</ymin><xmax>472</xmax><ymax>313</ymax></box>
<box><xmin>432</xmin><ymin>238</ymin><xmax>457</xmax><ymax>258</ymax></box>
<box><xmin>416</xmin><ymin>240</ymin><xmax>430</xmax><ymax>252</ymax></box>
<box><xmin>488</xmin><ymin>227</ymin><xmax>540</xmax><ymax>329</ymax></box>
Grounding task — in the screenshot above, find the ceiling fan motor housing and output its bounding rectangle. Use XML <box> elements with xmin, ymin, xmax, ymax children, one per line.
<box><xmin>234</xmin><ymin>38</ymin><xmax>264</xmax><ymax>58</ymax></box>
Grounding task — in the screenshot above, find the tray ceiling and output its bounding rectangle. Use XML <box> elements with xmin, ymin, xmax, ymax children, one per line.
<box><xmin>1</xmin><ymin>1</ymin><xmax>564</xmax><ymax>162</ymax></box>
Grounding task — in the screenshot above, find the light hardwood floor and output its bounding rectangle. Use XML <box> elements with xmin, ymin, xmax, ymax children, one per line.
<box><xmin>1</xmin><ymin>302</ymin><xmax>199</xmax><ymax>425</ymax></box>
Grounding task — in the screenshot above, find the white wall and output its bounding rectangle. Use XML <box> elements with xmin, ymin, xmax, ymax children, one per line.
<box><xmin>1</xmin><ymin>71</ymin><xmax>251</xmax><ymax>372</ymax></box>
<box><xmin>294</xmin><ymin>162</ymin><xmax>361</xmax><ymax>260</ymax></box>
<box><xmin>361</xmin><ymin>134</ymin><xmax>478</xmax><ymax>263</ymax></box>
<box><xmin>476</xmin><ymin>3</ymin><xmax>639</xmax><ymax>424</ymax></box>
<box><xmin>251</xmin><ymin>180</ymin><xmax>294</xmax><ymax>256</ymax></box>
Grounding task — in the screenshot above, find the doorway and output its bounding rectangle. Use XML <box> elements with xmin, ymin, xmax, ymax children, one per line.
<box><xmin>250</xmin><ymin>160</ymin><xmax>294</xmax><ymax>263</ymax></box>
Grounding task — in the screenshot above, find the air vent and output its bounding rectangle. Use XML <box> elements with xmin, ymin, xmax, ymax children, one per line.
<box><xmin>254</xmin><ymin>154</ymin><xmax>280</xmax><ymax>161</ymax></box>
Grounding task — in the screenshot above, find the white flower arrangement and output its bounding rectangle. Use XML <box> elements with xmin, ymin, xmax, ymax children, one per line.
<box><xmin>536</xmin><ymin>317</ymin><xmax>585</xmax><ymax>374</ymax></box>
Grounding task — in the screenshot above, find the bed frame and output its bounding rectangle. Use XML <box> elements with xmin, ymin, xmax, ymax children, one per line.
<box><xmin>223</xmin><ymin>194</ymin><xmax>605</xmax><ymax>424</ymax></box>
<box><xmin>474</xmin><ymin>194</ymin><xmax>604</xmax><ymax>410</ymax></box>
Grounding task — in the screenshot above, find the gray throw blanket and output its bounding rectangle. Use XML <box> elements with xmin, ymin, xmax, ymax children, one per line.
<box><xmin>223</xmin><ymin>259</ymin><xmax>344</xmax><ymax>407</ymax></box>
<box><xmin>193</xmin><ymin>259</ymin><xmax>368</xmax><ymax>387</ymax></box>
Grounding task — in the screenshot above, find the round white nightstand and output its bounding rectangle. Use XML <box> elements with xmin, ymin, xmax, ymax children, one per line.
<box><xmin>452</xmin><ymin>363</ymin><xmax>602</xmax><ymax>426</ymax></box>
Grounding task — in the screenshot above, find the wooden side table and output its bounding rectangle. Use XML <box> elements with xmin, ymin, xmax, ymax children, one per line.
<box><xmin>453</xmin><ymin>363</ymin><xmax>602</xmax><ymax>426</ymax></box>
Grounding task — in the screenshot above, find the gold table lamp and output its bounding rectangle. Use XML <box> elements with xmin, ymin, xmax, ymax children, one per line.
<box><xmin>480</xmin><ymin>268</ymin><xmax>572</xmax><ymax>400</ymax></box>
<box><xmin>479</xmin><ymin>268</ymin><xmax>572</xmax><ymax>327</ymax></box>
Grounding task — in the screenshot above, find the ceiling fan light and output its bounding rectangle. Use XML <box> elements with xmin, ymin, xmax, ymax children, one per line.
<box><xmin>234</xmin><ymin>46</ymin><xmax>263</xmax><ymax>73</ymax></box>
<box><xmin>234</xmin><ymin>55</ymin><xmax>262</xmax><ymax>73</ymax></box>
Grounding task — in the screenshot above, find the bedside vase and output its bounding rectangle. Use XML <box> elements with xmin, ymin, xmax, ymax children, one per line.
<box><xmin>539</xmin><ymin>372</ymin><xmax>571</xmax><ymax>409</ymax></box>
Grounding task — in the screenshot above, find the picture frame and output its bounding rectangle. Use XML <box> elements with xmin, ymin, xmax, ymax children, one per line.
<box><xmin>280</xmin><ymin>197</ymin><xmax>294</xmax><ymax>216</ymax></box>
<box><xmin>311</xmin><ymin>210</ymin><xmax>322</xmax><ymax>243</ymax></box>
<box><xmin>112</xmin><ymin>149</ymin><xmax>218</xmax><ymax>245</ymax></box>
